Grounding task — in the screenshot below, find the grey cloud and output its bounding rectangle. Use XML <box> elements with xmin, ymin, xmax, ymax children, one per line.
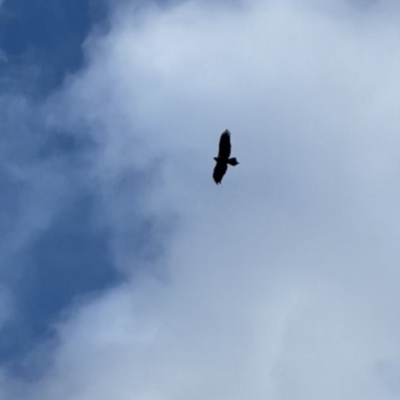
<box><xmin>2</xmin><ymin>0</ymin><xmax>400</xmax><ymax>399</ymax></box>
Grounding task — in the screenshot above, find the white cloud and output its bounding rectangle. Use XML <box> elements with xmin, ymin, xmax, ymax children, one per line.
<box><xmin>4</xmin><ymin>0</ymin><xmax>400</xmax><ymax>399</ymax></box>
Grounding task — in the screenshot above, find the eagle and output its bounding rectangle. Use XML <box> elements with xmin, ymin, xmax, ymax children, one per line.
<box><xmin>213</xmin><ymin>129</ymin><xmax>239</xmax><ymax>184</ymax></box>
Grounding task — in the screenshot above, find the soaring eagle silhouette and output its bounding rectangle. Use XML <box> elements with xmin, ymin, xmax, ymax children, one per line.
<box><xmin>213</xmin><ymin>129</ymin><xmax>239</xmax><ymax>184</ymax></box>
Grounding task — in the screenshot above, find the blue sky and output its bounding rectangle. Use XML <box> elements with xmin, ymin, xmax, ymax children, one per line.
<box><xmin>0</xmin><ymin>0</ymin><xmax>176</xmax><ymax>378</ymax></box>
<box><xmin>1</xmin><ymin>0</ymin><xmax>400</xmax><ymax>399</ymax></box>
<box><xmin>0</xmin><ymin>0</ymin><xmax>108</xmax><ymax>94</ymax></box>
<box><xmin>0</xmin><ymin>0</ymin><xmax>119</xmax><ymax>375</ymax></box>
<box><xmin>0</xmin><ymin>0</ymin><xmax>176</xmax><ymax>379</ymax></box>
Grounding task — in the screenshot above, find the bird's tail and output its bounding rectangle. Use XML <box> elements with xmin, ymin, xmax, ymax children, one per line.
<box><xmin>228</xmin><ymin>157</ymin><xmax>239</xmax><ymax>166</ymax></box>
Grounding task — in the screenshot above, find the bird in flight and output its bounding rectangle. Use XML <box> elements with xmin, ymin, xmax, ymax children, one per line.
<box><xmin>213</xmin><ymin>129</ymin><xmax>239</xmax><ymax>184</ymax></box>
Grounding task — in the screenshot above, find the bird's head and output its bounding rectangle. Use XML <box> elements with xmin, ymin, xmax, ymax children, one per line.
<box><xmin>214</xmin><ymin>157</ymin><xmax>219</xmax><ymax>162</ymax></box>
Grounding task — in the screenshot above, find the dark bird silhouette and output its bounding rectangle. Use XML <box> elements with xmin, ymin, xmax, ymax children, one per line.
<box><xmin>213</xmin><ymin>129</ymin><xmax>239</xmax><ymax>184</ymax></box>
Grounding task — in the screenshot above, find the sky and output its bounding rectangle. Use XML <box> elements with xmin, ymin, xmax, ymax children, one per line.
<box><xmin>0</xmin><ymin>0</ymin><xmax>399</xmax><ymax>399</ymax></box>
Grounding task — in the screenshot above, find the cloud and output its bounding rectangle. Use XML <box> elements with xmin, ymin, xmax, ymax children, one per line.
<box><xmin>0</xmin><ymin>66</ymin><xmax>117</xmax><ymax>369</ymax></box>
<box><xmin>2</xmin><ymin>0</ymin><xmax>400</xmax><ymax>398</ymax></box>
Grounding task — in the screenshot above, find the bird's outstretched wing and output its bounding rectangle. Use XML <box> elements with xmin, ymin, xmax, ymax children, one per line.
<box><xmin>213</xmin><ymin>161</ymin><xmax>228</xmax><ymax>184</ymax></box>
<box><xmin>218</xmin><ymin>130</ymin><xmax>231</xmax><ymax>159</ymax></box>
